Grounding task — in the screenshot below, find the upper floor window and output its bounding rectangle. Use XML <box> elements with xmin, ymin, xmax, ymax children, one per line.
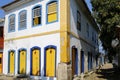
<box><xmin>92</xmin><ymin>31</ymin><xmax>94</xmax><ymax>41</ymax></box>
<box><xmin>32</xmin><ymin>6</ymin><xmax>41</xmax><ymax>26</ymax></box>
<box><xmin>86</xmin><ymin>23</ymin><xmax>89</xmax><ymax>37</ymax></box>
<box><xmin>0</xmin><ymin>27</ymin><xmax>3</xmax><ymax>37</ymax></box>
<box><xmin>47</xmin><ymin>1</ymin><xmax>58</xmax><ymax>23</ymax></box>
<box><xmin>19</xmin><ymin>10</ymin><xmax>27</xmax><ymax>30</ymax></box>
<box><xmin>77</xmin><ymin>11</ymin><xmax>81</xmax><ymax>31</ymax></box>
<box><xmin>9</xmin><ymin>14</ymin><xmax>15</xmax><ymax>32</ymax></box>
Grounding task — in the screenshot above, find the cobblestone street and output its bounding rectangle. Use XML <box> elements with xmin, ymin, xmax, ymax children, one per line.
<box><xmin>0</xmin><ymin>63</ymin><xmax>120</xmax><ymax>80</ymax></box>
<box><xmin>85</xmin><ymin>63</ymin><xmax>120</xmax><ymax>80</ymax></box>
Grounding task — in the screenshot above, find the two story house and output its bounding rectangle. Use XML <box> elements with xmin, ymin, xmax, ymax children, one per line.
<box><xmin>2</xmin><ymin>0</ymin><xmax>99</xmax><ymax>79</ymax></box>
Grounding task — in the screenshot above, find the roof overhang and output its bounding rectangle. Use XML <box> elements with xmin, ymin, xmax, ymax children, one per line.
<box><xmin>2</xmin><ymin>0</ymin><xmax>33</xmax><ymax>11</ymax></box>
<box><xmin>76</xmin><ymin>0</ymin><xmax>100</xmax><ymax>32</ymax></box>
<box><xmin>0</xmin><ymin>18</ymin><xmax>4</xmax><ymax>27</ymax></box>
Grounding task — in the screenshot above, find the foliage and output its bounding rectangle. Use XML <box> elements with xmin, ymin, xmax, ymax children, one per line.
<box><xmin>91</xmin><ymin>0</ymin><xmax>120</xmax><ymax>55</ymax></box>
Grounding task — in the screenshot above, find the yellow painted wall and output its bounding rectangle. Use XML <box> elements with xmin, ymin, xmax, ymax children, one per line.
<box><xmin>60</xmin><ymin>0</ymin><xmax>70</xmax><ymax>63</ymax></box>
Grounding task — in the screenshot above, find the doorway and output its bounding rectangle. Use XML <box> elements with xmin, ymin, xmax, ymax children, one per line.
<box><xmin>72</xmin><ymin>47</ymin><xmax>78</xmax><ymax>76</ymax></box>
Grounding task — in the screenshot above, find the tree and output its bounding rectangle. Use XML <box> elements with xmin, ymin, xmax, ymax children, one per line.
<box><xmin>91</xmin><ymin>0</ymin><xmax>120</xmax><ymax>56</ymax></box>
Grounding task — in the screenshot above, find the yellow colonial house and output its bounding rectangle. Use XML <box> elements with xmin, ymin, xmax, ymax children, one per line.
<box><xmin>2</xmin><ymin>0</ymin><xmax>99</xmax><ymax>80</ymax></box>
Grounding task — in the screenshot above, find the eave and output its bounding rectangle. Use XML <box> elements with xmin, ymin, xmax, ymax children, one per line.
<box><xmin>2</xmin><ymin>0</ymin><xmax>33</xmax><ymax>11</ymax></box>
<box><xmin>76</xmin><ymin>0</ymin><xmax>100</xmax><ymax>32</ymax></box>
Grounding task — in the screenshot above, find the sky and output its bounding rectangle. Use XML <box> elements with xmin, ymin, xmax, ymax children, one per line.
<box><xmin>85</xmin><ymin>0</ymin><xmax>92</xmax><ymax>12</ymax></box>
<box><xmin>0</xmin><ymin>0</ymin><xmax>14</xmax><ymax>18</ymax></box>
<box><xmin>0</xmin><ymin>0</ymin><xmax>92</xmax><ymax>18</ymax></box>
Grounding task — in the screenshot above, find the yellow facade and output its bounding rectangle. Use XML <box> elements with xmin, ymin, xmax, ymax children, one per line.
<box><xmin>19</xmin><ymin>50</ymin><xmax>26</xmax><ymax>74</ymax></box>
<box><xmin>9</xmin><ymin>51</ymin><xmax>15</xmax><ymax>74</ymax></box>
<box><xmin>32</xmin><ymin>49</ymin><xmax>40</xmax><ymax>76</ymax></box>
<box><xmin>0</xmin><ymin>53</ymin><xmax>3</xmax><ymax>73</ymax></box>
<box><xmin>60</xmin><ymin>0</ymin><xmax>70</xmax><ymax>62</ymax></box>
<box><xmin>46</xmin><ymin>48</ymin><xmax>55</xmax><ymax>77</ymax></box>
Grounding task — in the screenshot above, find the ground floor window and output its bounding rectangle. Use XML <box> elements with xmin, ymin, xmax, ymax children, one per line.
<box><xmin>8</xmin><ymin>50</ymin><xmax>15</xmax><ymax>74</ymax></box>
<box><xmin>7</xmin><ymin>45</ymin><xmax>57</xmax><ymax>76</ymax></box>
<box><xmin>72</xmin><ymin>46</ymin><xmax>78</xmax><ymax>76</ymax></box>
<box><xmin>88</xmin><ymin>52</ymin><xmax>93</xmax><ymax>71</ymax></box>
<box><xmin>30</xmin><ymin>47</ymin><xmax>41</xmax><ymax>76</ymax></box>
<box><xmin>81</xmin><ymin>51</ymin><xmax>84</xmax><ymax>73</ymax></box>
<box><xmin>18</xmin><ymin>49</ymin><xmax>27</xmax><ymax>74</ymax></box>
<box><xmin>44</xmin><ymin>45</ymin><xmax>56</xmax><ymax>77</ymax></box>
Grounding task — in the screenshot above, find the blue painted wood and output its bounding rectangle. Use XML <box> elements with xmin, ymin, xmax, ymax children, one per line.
<box><xmin>88</xmin><ymin>52</ymin><xmax>90</xmax><ymax>71</ymax></box>
<box><xmin>75</xmin><ymin>49</ymin><xmax>78</xmax><ymax>75</ymax></box>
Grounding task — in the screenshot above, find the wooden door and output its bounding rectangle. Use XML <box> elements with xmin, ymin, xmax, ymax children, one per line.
<box><xmin>46</xmin><ymin>48</ymin><xmax>55</xmax><ymax>77</ymax></box>
<box><xmin>9</xmin><ymin>51</ymin><xmax>15</xmax><ymax>74</ymax></box>
<box><xmin>32</xmin><ymin>49</ymin><xmax>40</xmax><ymax>76</ymax></box>
<box><xmin>19</xmin><ymin>50</ymin><xmax>26</xmax><ymax>74</ymax></box>
<box><xmin>81</xmin><ymin>51</ymin><xmax>84</xmax><ymax>73</ymax></box>
<box><xmin>72</xmin><ymin>47</ymin><xmax>78</xmax><ymax>76</ymax></box>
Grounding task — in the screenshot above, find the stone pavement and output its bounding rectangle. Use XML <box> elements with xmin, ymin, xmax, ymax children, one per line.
<box><xmin>84</xmin><ymin>63</ymin><xmax>120</xmax><ymax>80</ymax></box>
<box><xmin>0</xmin><ymin>74</ymin><xmax>29</xmax><ymax>80</ymax></box>
<box><xmin>0</xmin><ymin>63</ymin><xmax>120</xmax><ymax>80</ymax></box>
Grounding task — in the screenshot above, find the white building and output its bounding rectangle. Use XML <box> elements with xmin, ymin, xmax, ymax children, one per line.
<box><xmin>2</xmin><ymin>0</ymin><xmax>99</xmax><ymax>79</ymax></box>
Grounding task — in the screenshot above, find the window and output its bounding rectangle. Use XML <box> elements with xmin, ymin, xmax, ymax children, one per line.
<box><xmin>32</xmin><ymin>6</ymin><xmax>41</xmax><ymax>26</ymax></box>
<box><xmin>19</xmin><ymin>10</ymin><xmax>27</xmax><ymax>30</ymax></box>
<box><xmin>0</xmin><ymin>58</ymin><xmax>2</xmax><ymax>64</ymax></box>
<box><xmin>31</xmin><ymin>47</ymin><xmax>41</xmax><ymax>76</ymax></box>
<box><xmin>86</xmin><ymin>23</ymin><xmax>89</xmax><ymax>37</ymax></box>
<box><xmin>18</xmin><ymin>49</ymin><xmax>26</xmax><ymax>74</ymax></box>
<box><xmin>47</xmin><ymin>1</ymin><xmax>58</xmax><ymax>23</ymax></box>
<box><xmin>9</xmin><ymin>14</ymin><xmax>15</xmax><ymax>32</ymax></box>
<box><xmin>77</xmin><ymin>11</ymin><xmax>81</xmax><ymax>31</ymax></box>
<box><xmin>0</xmin><ymin>27</ymin><xmax>3</xmax><ymax>37</ymax></box>
<box><xmin>92</xmin><ymin>31</ymin><xmax>94</xmax><ymax>41</ymax></box>
<box><xmin>95</xmin><ymin>34</ymin><xmax>96</xmax><ymax>43</ymax></box>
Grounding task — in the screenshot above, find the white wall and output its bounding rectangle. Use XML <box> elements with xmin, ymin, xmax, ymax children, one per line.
<box><xmin>3</xmin><ymin>0</ymin><xmax>61</xmax><ymax>78</ymax></box>
<box><xmin>3</xmin><ymin>33</ymin><xmax>60</xmax><ymax>75</ymax></box>
<box><xmin>4</xmin><ymin>0</ymin><xmax>60</xmax><ymax>40</ymax></box>
<box><xmin>70</xmin><ymin>0</ymin><xmax>99</xmax><ymax>73</ymax></box>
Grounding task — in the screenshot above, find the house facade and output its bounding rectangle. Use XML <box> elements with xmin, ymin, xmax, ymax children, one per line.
<box><xmin>2</xmin><ymin>0</ymin><xmax>99</xmax><ymax>79</ymax></box>
<box><xmin>0</xmin><ymin>19</ymin><xmax>4</xmax><ymax>74</ymax></box>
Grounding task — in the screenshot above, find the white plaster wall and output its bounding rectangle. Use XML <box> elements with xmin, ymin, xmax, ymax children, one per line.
<box><xmin>70</xmin><ymin>0</ymin><xmax>99</xmax><ymax>74</ymax></box>
<box><xmin>70</xmin><ymin>0</ymin><xmax>98</xmax><ymax>47</ymax></box>
<box><xmin>3</xmin><ymin>1</ymin><xmax>60</xmax><ymax>80</ymax></box>
<box><xmin>4</xmin><ymin>0</ymin><xmax>60</xmax><ymax>40</ymax></box>
<box><xmin>3</xmin><ymin>33</ymin><xmax>60</xmax><ymax>76</ymax></box>
<box><xmin>70</xmin><ymin>36</ymin><xmax>96</xmax><ymax>73</ymax></box>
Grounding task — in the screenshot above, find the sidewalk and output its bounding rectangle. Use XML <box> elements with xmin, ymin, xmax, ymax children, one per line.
<box><xmin>0</xmin><ymin>74</ymin><xmax>29</xmax><ymax>80</ymax></box>
<box><xmin>0</xmin><ymin>63</ymin><xmax>119</xmax><ymax>80</ymax></box>
<box><xmin>84</xmin><ymin>63</ymin><xmax>120</xmax><ymax>80</ymax></box>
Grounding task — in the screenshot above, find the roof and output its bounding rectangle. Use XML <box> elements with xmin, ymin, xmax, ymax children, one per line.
<box><xmin>2</xmin><ymin>0</ymin><xmax>20</xmax><ymax>8</ymax></box>
<box><xmin>1</xmin><ymin>0</ymin><xmax>99</xmax><ymax>32</ymax></box>
<box><xmin>0</xmin><ymin>18</ymin><xmax>4</xmax><ymax>23</ymax></box>
<box><xmin>82</xmin><ymin>0</ymin><xmax>99</xmax><ymax>32</ymax></box>
<box><xmin>1</xmin><ymin>0</ymin><xmax>33</xmax><ymax>11</ymax></box>
<box><xmin>0</xmin><ymin>18</ymin><xmax>4</xmax><ymax>27</ymax></box>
